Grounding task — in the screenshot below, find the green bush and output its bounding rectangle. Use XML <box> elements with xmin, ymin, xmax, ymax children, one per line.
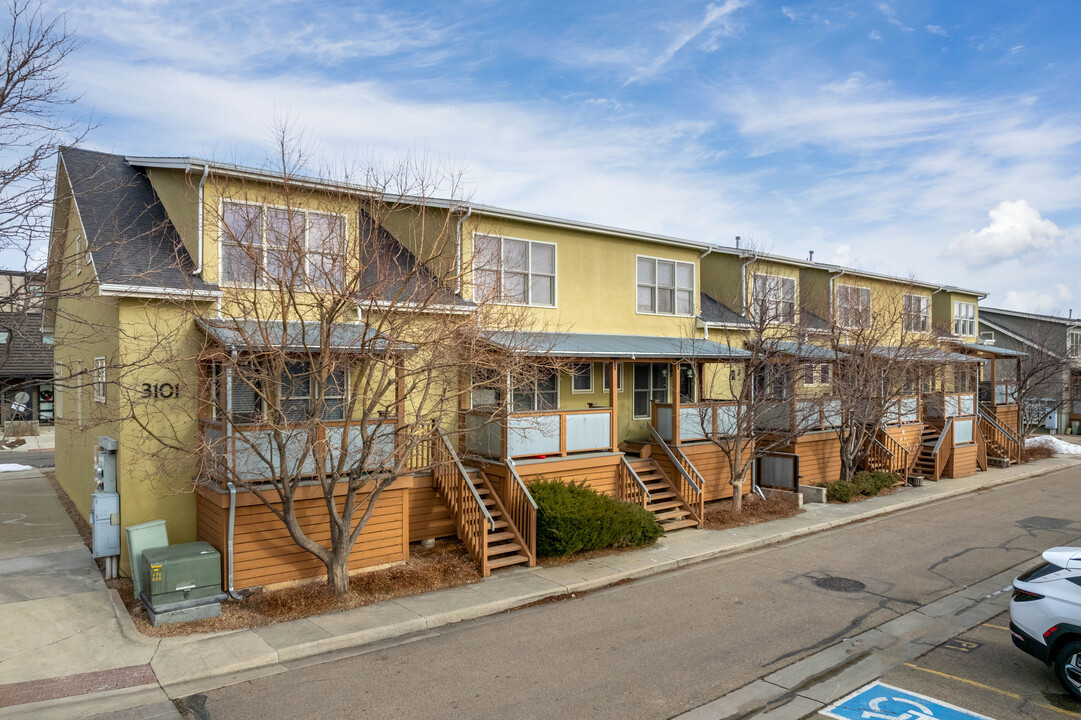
<box><xmin>826</xmin><ymin>480</ymin><xmax>856</xmax><ymax>503</ymax></box>
<box><xmin>530</xmin><ymin>480</ymin><xmax>664</xmax><ymax>557</ymax></box>
<box><xmin>852</xmin><ymin>471</ymin><xmax>897</xmax><ymax>496</ymax></box>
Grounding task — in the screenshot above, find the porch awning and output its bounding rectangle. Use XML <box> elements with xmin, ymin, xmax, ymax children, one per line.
<box><xmin>482</xmin><ymin>330</ymin><xmax>750</xmax><ymax>360</ymax></box>
<box><xmin>866</xmin><ymin>346</ymin><xmax>983</xmax><ymax>364</ymax></box>
<box><xmin>765</xmin><ymin>341</ymin><xmax>839</xmax><ymax>361</ymax></box>
<box><xmin>196</xmin><ymin>318</ymin><xmax>407</xmax><ymax>354</ymax></box>
<box><xmin>954</xmin><ymin>342</ymin><xmax>1028</xmax><ymax>359</ymax></box>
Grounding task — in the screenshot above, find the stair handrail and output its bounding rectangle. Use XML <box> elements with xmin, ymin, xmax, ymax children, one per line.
<box><xmin>435</xmin><ymin>428</ymin><xmax>495</xmax><ymax>532</ymax></box>
<box><xmin>504</xmin><ymin>457</ymin><xmax>537</xmax><ymax>510</ymax></box>
<box><xmin>974</xmin><ymin>421</ymin><xmax>988</xmax><ymax>471</ymax></box>
<box><xmin>869</xmin><ymin>435</ymin><xmax>895</xmax><ymax>462</ymax></box>
<box><xmin>977</xmin><ymin>406</ymin><xmax>1022</xmax><ymax>461</ymax></box>
<box><xmin>933</xmin><ymin>417</ymin><xmax>954</xmax><ymax>480</ymax></box>
<box><xmin>619</xmin><ymin>455</ymin><xmax>652</xmax><ymax>505</ymax></box>
<box><xmin>647</xmin><ymin>425</ymin><xmax>701</xmax><ymax>494</ymax></box>
<box><xmin>675</xmin><ymin>445</ymin><xmax>707</xmax><ymax>491</ymax></box>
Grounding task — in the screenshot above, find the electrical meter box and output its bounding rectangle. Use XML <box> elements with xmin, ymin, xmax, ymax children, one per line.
<box><xmin>141</xmin><ymin>542</ymin><xmax>223</xmax><ymax>606</ymax></box>
<box><xmin>90</xmin><ymin>491</ymin><xmax>120</xmax><ymax>559</ymax></box>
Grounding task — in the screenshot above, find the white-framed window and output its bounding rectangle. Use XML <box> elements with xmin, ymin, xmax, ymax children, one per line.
<box><xmin>953</xmin><ymin>301</ymin><xmax>976</xmax><ymax>337</ymax></box>
<box><xmin>54</xmin><ymin>363</ymin><xmax>63</xmax><ymax>419</ymax></box>
<box><xmin>602</xmin><ymin>362</ymin><xmax>624</xmax><ymax>392</ymax></box>
<box><xmin>802</xmin><ymin>362</ymin><xmax>815</xmax><ymax>386</ymax></box>
<box><xmin>473</xmin><ymin>234</ymin><xmax>556</xmax><ymax>306</ymax></box>
<box><xmin>571</xmin><ymin>363</ymin><xmax>593</xmax><ymax>393</ymax></box>
<box><xmin>637</xmin><ymin>256</ymin><xmax>694</xmax><ymax>315</ymax></box>
<box><xmin>837</xmin><ymin>284</ymin><xmax>872</xmax><ymax>328</ymax></box>
<box><xmin>512</xmin><ymin>370</ymin><xmax>558</xmax><ymax>412</ymax></box>
<box><xmin>751</xmin><ymin>274</ymin><xmax>796</xmax><ymax>323</ymax></box>
<box><xmin>75</xmin><ymin>234</ymin><xmax>83</xmax><ymax>275</ymax></box>
<box><xmin>902</xmin><ymin>294</ymin><xmax>930</xmax><ymax>333</ymax></box>
<box><xmin>819</xmin><ymin>364</ymin><xmax>831</xmax><ymax>385</ymax></box>
<box><xmin>93</xmin><ymin>357</ymin><xmax>106</xmax><ymax>404</ymax></box>
<box><xmin>1067</xmin><ymin>329</ymin><xmax>1081</xmax><ymax>358</ymax></box>
<box><xmin>801</xmin><ymin>363</ymin><xmax>832</xmax><ymax>386</ymax></box>
<box><xmin>220</xmin><ymin>201</ymin><xmax>346</xmax><ymax>288</ymax></box>
<box><xmin>279</xmin><ymin>361</ymin><xmax>349</xmax><ymax>422</ymax></box>
<box><xmin>632</xmin><ymin>363</ymin><xmax>669</xmax><ymax>419</ymax></box>
<box><xmin>75</xmin><ymin>359</ymin><xmax>82</xmax><ymax>424</ymax></box>
<box><xmin>470</xmin><ymin>368</ymin><xmax>504</xmax><ymax>409</ymax></box>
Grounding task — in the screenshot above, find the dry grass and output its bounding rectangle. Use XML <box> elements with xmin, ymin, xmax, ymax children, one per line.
<box><xmin>704</xmin><ymin>494</ymin><xmax>803</xmax><ymax>530</ymax></box>
<box><xmin>1023</xmin><ymin>445</ymin><xmax>1055</xmax><ymax>462</ymax></box>
<box><xmin>114</xmin><ymin>539</ymin><xmax>480</xmax><ymax>638</ymax></box>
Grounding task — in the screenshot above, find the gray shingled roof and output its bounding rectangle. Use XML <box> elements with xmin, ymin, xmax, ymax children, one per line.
<box><xmin>483</xmin><ymin>330</ymin><xmax>750</xmax><ymax>359</ymax></box>
<box><xmin>196</xmin><ymin>318</ymin><xmax>406</xmax><ymax>354</ymax></box>
<box><xmin>766</xmin><ymin>341</ymin><xmax>839</xmax><ymax>361</ymax></box>
<box><xmin>59</xmin><ymin>147</ymin><xmax>218</xmax><ymax>292</ymax></box>
<box><xmin>698</xmin><ymin>293</ymin><xmax>750</xmax><ymax>326</ymax></box>
<box><xmin>955</xmin><ymin>342</ymin><xmax>1027</xmax><ymax>358</ymax></box>
<box><xmin>0</xmin><ymin>312</ymin><xmax>52</xmax><ymax>378</ymax></box>
<box><xmin>801</xmin><ymin>309</ymin><xmax>830</xmax><ymax>332</ymax></box>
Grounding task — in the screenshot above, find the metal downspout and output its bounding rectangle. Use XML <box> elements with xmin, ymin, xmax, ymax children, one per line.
<box><xmin>829</xmin><ymin>269</ymin><xmax>846</xmax><ymax>324</ymax></box>
<box><xmin>224</xmin><ymin>349</ymin><xmax>242</xmax><ymax>600</ymax></box>
<box><xmin>193</xmin><ymin>163</ymin><xmax>209</xmax><ymax>277</ymax></box>
<box><xmin>740</xmin><ymin>255</ymin><xmax>756</xmax><ymax>316</ymax></box>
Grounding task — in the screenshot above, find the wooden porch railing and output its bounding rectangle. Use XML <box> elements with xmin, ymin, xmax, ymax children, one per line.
<box><xmin>648</xmin><ymin>425</ymin><xmax>703</xmax><ymax>528</ymax></box>
<box><xmin>867</xmin><ymin>431</ymin><xmax>910</xmax><ymax>480</ymax></box>
<box><xmin>432</xmin><ymin>428</ymin><xmax>493</xmax><ymax>577</ymax></box>
<box><xmin>464</xmin><ymin>407</ymin><xmax>614</xmax><ymax>459</ymax></box>
<box><xmin>933</xmin><ymin>418</ymin><xmax>954</xmax><ymax>480</ymax></box>
<box><xmin>502</xmin><ymin>458</ymin><xmax>537</xmax><ymax>567</ymax></box>
<box><xmin>618</xmin><ymin>455</ymin><xmax>650</xmax><ymax>509</ymax></box>
<box><xmin>977</xmin><ymin>407</ymin><xmax>1022</xmax><ymax>464</ymax></box>
<box><xmin>974</xmin><ymin>422</ymin><xmax>988</xmax><ymax>471</ymax></box>
<box><xmin>403</xmin><ymin>422</ymin><xmax>435</xmax><ymax>472</ymax></box>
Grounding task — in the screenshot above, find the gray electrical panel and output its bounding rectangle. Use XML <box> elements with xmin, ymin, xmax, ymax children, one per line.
<box><xmin>94</xmin><ymin>436</ymin><xmax>118</xmax><ymax>493</ymax></box>
<box><xmin>90</xmin><ymin>491</ymin><xmax>120</xmax><ymax>558</ymax></box>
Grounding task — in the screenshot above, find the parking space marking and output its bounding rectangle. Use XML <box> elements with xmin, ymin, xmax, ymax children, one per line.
<box><xmin>1037</xmin><ymin>702</ymin><xmax>1081</xmax><ymax>718</ymax></box>
<box><xmin>902</xmin><ymin>662</ymin><xmax>1022</xmax><ymax>699</ymax></box>
<box><xmin>981</xmin><ymin>623</ymin><xmax>1011</xmax><ymax>631</ymax></box>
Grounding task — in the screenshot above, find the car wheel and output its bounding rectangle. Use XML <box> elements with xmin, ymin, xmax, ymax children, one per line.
<box><xmin>1054</xmin><ymin>641</ymin><xmax>1081</xmax><ymax>699</ymax></box>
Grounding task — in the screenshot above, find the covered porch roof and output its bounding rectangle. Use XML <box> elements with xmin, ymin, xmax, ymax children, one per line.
<box><xmin>482</xmin><ymin>330</ymin><xmax>750</xmax><ymax>360</ymax></box>
<box><xmin>866</xmin><ymin>346</ymin><xmax>984</xmax><ymax>364</ymax></box>
<box><xmin>196</xmin><ymin>318</ymin><xmax>409</xmax><ymax>354</ymax></box>
<box><xmin>952</xmin><ymin>341</ymin><xmax>1028</xmax><ymax>359</ymax></box>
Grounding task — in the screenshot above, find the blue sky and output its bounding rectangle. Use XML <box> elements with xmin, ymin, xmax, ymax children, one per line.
<box><xmin>54</xmin><ymin>0</ymin><xmax>1081</xmax><ymax>312</ymax></box>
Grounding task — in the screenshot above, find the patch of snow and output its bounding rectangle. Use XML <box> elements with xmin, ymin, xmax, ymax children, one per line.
<box><xmin>0</xmin><ymin>463</ymin><xmax>34</xmax><ymax>472</ymax></box>
<box><xmin>1025</xmin><ymin>436</ymin><xmax>1081</xmax><ymax>455</ymax></box>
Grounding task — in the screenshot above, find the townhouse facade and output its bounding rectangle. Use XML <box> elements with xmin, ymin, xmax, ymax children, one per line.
<box><xmin>47</xmin><ymin>146</ymin><xmax>1024</xmax><ymax>590</ymax></box>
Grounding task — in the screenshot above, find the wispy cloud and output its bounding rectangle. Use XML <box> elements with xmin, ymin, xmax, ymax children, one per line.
<box><xmin>876</xmin><ymin>2</ymin><xmax>914</xmax><ymax>32</ymax></box>
<box><xmin>926</xmin><ymin>25</ymin><xmax>948</xmax><ymax>37</ymax></box>
<box><xmin>627</xmin><ymin>0</ymin><xmax>750</xmax><ymax>84</ymax></box>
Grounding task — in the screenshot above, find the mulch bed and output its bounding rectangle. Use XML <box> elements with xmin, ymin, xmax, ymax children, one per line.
<box><xmin>703</xmin><ymin>493</ymin><xmax>803</xmax><ymax>529</ymax></box>
<box><xmin>1022</xmin><ymin>445</ymin><xmax>1055</xmax><ymax>462</ymax></box>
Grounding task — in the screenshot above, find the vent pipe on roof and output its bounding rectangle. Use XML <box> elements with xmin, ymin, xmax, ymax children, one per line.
<box><xmin>809</xmin><ymin>250</ymin><xmax>815</xmax><ymax>263</ymax></box>
<box><xmin>1070</xmin><ymin>309</ymin><xmax>1074</xmax><ymax>319</ymax></box>
<box><xmin>735</xmin><ymin>235</ymin><xmax>740</xmax><ymax>250</ymax></box>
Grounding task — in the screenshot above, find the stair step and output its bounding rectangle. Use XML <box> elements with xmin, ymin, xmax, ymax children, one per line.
<box><xmin>488</xmin><ymin>553</ymin><xmax>531</xmax><ymax>570</ymax></box>
<box><xmin>647</xmin><ymin>500</ymin><xmax>686</xmax><ymax>512</ymax></box>
<box><xmin>487</xmin><ymin>531</ymin><xmax>516</xmax><ymax>543</ymax></box>
<box><xmin>493</xmin><ymin>520</ymin><xmax>509</xmax><ymax>529</ymax></box>
<box><xmin>650</xmin><ymin>491</ymin><xmax>678</xmax><ymax>501</ymax></box>
<box><xmin>654</xmin><ymin>508</ymin><xmax>690</xmax><ymax>521</ymax></box>
<box><xmin>487</xmin><ymin>542</ymin><xmax>523</xmax><ymax>555</ymax></box>
<box><xmin>660</xmin><ymin>519</ymin><xmax>698</xmax><ymax>531</ymax></box>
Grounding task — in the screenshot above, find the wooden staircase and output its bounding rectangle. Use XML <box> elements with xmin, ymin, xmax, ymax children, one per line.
<box><xmin>625</xmin><ymin>456</ymin><xmax>699</xmax><ymax>532</ymax></box>
<box><xmin>912</xmin><ymin>424</ymin><xmax>942</xmax><ymax>480</ymax></box>
<box><xmin>466</xmin><ymin>468</ymin><xmax>532</xmax><ymax>572</ymax></box>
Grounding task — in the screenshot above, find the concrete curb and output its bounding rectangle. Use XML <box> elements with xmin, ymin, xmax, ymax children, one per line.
<box><xmin>24</xmin><ymin>456</ymin><xmax>1081</xmax><ymax>712</ymax></box>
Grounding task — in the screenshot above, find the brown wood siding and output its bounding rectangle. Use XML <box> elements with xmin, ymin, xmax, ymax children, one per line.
<box><xmin>407</xmin><ymin>475</ymin><xmax>456</xmax><ymax>542</ymax></box>
<box><xmin>196</xmin><ymin>486</ymin><xmax>408</xmax><ymax>589</ymax></box>
<box><xmin>945</xmin><ymin>443</ymin><xmax>979</xmax><ymax>479</ymax></box>
<box><xmin>495</xmin><ymin>454</ymin><xmax>621</xmax><ymax>497</ymax></box>
<box><xmin>994</xmin><ymin>405</ymin><xmax>1020</xmax><ymax>435</ymax></box>
<box><xmin>650</xmin><ymin>441</ymin><xmax>754</xmax><ymax>502</ymax></box>
<box><xmin>884</xmin><ymin>424</ymin><xmax>925</xmax><ymax>461</ymax></box>
<box><xmin>779</xmin><ymin>432</ymin><xmax>842</xmax><ymax>486</ymax></box>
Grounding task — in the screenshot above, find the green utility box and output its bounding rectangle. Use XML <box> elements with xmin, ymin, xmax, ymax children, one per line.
<box><xmin>141</xmin><ymin>542</ymin><xmax>223</xmax><ymax>606</ymax></box>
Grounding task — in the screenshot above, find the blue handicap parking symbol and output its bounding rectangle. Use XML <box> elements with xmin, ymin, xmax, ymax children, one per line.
<box><xmin>821</xmin><ymin>681</ymin><xmax>995</xmax><ymax>720</ymax></box>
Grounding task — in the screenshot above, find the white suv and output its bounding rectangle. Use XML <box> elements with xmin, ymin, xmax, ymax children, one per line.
<box><xmin>1011</xmin><ymin>547</ymin><xmax>1081</xmax><ymax>699</ymax></box>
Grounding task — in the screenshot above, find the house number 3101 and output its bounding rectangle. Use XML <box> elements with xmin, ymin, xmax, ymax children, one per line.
<box><xmin>141</xmin><ymin>382</ymin><xmax>178</xmax><ymax>399</ymax></box>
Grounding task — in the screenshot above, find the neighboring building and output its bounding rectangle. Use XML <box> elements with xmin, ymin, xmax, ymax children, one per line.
<box><xmin>979</xmin><ymin>307</ymin><xmax>1081</xmax><ymax>433</ymax></box>
<box><xmin>47</xmin><ymin>145</ymin><xmax>1011</xmax><ymax>589</ymax></box>
<box><xmin>0</xmin><ymin>270</ymin><xmax>54</xmax><ymax>429</ymax></box>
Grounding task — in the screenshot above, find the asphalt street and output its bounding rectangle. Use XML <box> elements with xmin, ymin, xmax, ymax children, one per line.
<box><xmin>0</xmin><ymin>450</ymin><xmax>54</xmax><ymax>468</ymax></box>
<box><xmin>181</xmin><ymin>464</ymin><xmax>1081</xmax><ymax>720</ymax></box>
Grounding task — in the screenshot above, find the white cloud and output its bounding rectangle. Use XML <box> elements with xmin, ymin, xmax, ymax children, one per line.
<box><xmin>926</xmin><ymin>25</ymin><xmax>948</xmax><ymax>37</ymax></box>
<box><xmin>832</xmin><ymin>243</ymin><xmax>855</xmax><ymax>266</ymax></box>
<box><xmin>869</xmin><ymin>30</ymin><xmax>882</xmax><ymax>40</ymax></box>
<box><xmin>946</xmin><ymin>200</ymin><xmax>1063</xmax><ymax>266</ymax></box>
<box><xmin>876</xmin><ymin>2</ymin><xmax>914</xmax><ymax>31</ymax></box>
<box><xmin>1000</xmin><ymin>284</ymin><xmax>1073</xmax><ymax>313</ymax></box>
<box><xmin>627</xmin><ymin>0</ymin><xmax>750</xmax><ymax>83</ymax></box>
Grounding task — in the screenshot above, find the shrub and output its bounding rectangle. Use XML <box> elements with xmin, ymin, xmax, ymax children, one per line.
<box><xmin>826</xmin><ymin>480</ymin><xmax>856</xmax><ymax>503</ymax></box>
<box><xmin>530</xmin><ymin>480</ymin><xmax>664</xmax><ymax>557</ymax></box>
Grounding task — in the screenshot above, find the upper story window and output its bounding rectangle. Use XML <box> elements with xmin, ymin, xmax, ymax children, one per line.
<box><xmin>902</xmin><ymin>294</ymin><xmax>930</xmax><ymax>333</ymax></box>
<box><xmin>221</xmin><ymin>202</ymin><xmax>345</xmax><ymax>288</ymax></box>
<box><xmin>953</xmin><ymin>301</ymin><xmax>976</xmax><ymax>337</ymax></box>
<box><xmin>512</xmin><ymin>370</ymin><xmax>558</xmax><ymax>412</ymax></box>
<box><xmin>1067</xmin><ymin>329</ymin><xmax>1081</xmax><ymax>358</ymax></box>
<box><xmin>751</xmin><ymin>274</ymin><xmax>796</xmax><ymax>323</ymax></box>
<box><xmin>837</xmin><ymin>284</ymin><xmax>871</xmax><ymax>328</ymax></box>
<box><xmin>473</xmin><ymin>234</ymin><xmax>556</xmax><ymax>306</ymax></box>
<box><xmin>637</xmin><ymin>256</ymin><xmax>693</xmax><ymax>315</ymax></box>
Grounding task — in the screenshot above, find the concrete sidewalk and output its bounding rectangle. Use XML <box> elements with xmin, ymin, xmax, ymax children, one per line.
<box><xmin>0</xmin><ymin>427</ymin><xmax>55</xmax><ymax>453</ymax></box>
<box><xmin>2</xmin><ymin>456</ymin><xmax>1079</xmax><ymax>719</ymax></box>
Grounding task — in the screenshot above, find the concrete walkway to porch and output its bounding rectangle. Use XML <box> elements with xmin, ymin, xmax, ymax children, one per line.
<box><xmin>2</xmin><ymin>455</ymin><xmax>1080</xmax><ymax>719</ymax></box>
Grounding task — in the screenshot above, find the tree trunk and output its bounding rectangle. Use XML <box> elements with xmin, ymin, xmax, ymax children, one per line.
<box><xmin>730</xmin><ymin>480</ymin><xmax>743</xmax><ymax>512</ymax></box>
<box><xmin>326</xmin><ymin>549</ymin><xmax>351</xmax><ymax>595</ymax></box>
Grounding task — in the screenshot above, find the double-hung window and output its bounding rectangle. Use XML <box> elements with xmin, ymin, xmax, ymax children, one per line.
<box><xmin>93</xmin><ymin>357</ymin><xmax>106</xmax><ymax>404</ymax></box>
<box><xmin>902</xmin><ymin>294</ymin><xmax>930</xmax><ymax>333</ymax></box>
<box><xmin>512</xmin><ymin>370</ymin><xmax>558</xmax><ymax>412</ymax></box>
<box><xmin>751</xmin><ymin>274</ymin><xmax>796</xmax><ymax>323</ymax></box>
<box><xmin>279</xmin><ymin>361</ymin><xmax>349</xmax><ymax>422</ymax></box>
<box><xmin>837</xmin><ymin>285</ymin><xmax>871</xmax><ymax>328</ymax></box>
<box><xmin>953</xmin><ymin>302</ymin><xmax>976</xmax><ymax>336</ymax></box>
<box><xmin>1067</xmin><ymin>329</ymin><xmax>1081</xmax><ymax>358</ymax></box>
<box><xmin>571</xmin><ymin>364</ymin><xmax>593</xmax><ymax>393</ymax></box>
<box><xmin>471</xmin><ymin>368</ymin><xmax>504</xmax><ymax>408</ymax></box>
<box><xmin>602</xmin><ymin>362</ymin><xmax>623</xmax><ymax>392</ymax></box>
<box><xmin>637</xmin><ymin>257</ymin><xmax>694</xmax><ymax>315</ymax></box>
<box><xmin>221</xmin><ymin>202</ymin><xmax>345</xmax><ymax>287</ymax></box>
<box><xmin>632</xmin><ymin>363</ymin><xmax>669</xmax><ymax>419</ymax></box>
<box><xmin>473</xmin><ymin>234</ymin><xmax>555</xmax><ymax>306</ymax></box>
<box><xmin>802</xmin><ymin>363</ymin><xmax>816</xmax><ymax>386</ymax></box>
